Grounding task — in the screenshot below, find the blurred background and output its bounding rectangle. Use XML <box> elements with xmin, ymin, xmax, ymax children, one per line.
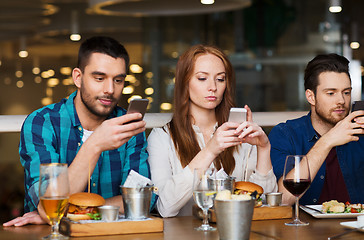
<box><xmin>0</xmin><ymin>0</ymin><xmax>363</xmax><ymax>223</ymax></box>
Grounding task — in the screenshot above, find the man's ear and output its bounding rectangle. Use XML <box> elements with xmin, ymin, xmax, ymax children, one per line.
<box><xmin>72</xmin><ymin>68</ymin><xmax>82</xmax><ymax>88</ymax></box>
<box><xmin>306</xmin><ymin>89</ymin><xmax>316</xmax><ymax>106</ymax></box>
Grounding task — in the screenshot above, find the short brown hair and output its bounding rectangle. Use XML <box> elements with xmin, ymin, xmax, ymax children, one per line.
<box><xmin>304</xmin><ymin>53</ymin><xmax>350</xmax><ymax>94</ymax></box>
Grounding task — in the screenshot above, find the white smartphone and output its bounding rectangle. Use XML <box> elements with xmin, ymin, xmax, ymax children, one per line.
<box><xmin>228</xmin><ymin>108</ymin><xmax>247</xmax><ymax>123</ymax></box>
<box><xmin>126</xmin><ymin>98</ymin><xmax>149</xmax><ymax>122</ymax></box>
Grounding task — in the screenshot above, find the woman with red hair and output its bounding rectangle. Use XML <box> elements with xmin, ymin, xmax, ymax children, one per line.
<box><xmin>147</xmin><ymin>45</ymin><xmax>277</xmax><ymax>217</ymax></box>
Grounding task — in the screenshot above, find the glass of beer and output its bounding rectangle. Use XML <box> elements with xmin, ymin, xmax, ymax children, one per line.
<box><xmin>39</xmin><ymin>163</ymin><xmax>70</xmax><ymax>239</ymax></box>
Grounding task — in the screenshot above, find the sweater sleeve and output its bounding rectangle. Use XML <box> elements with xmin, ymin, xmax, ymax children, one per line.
<box><xmin>147</xmin><ymin>127</ymin><xmax>194</xmax><ymax>217</ymax></box>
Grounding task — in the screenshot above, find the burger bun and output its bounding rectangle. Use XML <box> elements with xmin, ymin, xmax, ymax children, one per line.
<box><xmin>69</xmin><ymin>192</ymin><xmax>105</xmax><ymax>207</ymax></box>
<box><xmin>234</xmin><ymin>181</ymin><xmax>263</xmax><ymax>195</ymax></box>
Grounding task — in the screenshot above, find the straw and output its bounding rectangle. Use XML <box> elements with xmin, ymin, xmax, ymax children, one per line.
<box><xmin>244</xmin><ymin>146</ymin><xmax>253</xmax><ymax>181</ymax></box>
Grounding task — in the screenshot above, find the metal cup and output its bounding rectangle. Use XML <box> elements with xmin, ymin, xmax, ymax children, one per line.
<box><xmin>208</xmin><ymin>177</ymin><xmax>235</xmax><ymax>192</ymax></box>
<box><xmin>98</xmin><ymin>205</ymin><xmax>120</xmax><ymax>222</ymax></box>
<box><xmin>265</xmin><ymin>192</ymin><xmax>283</xmax><ymax>207</ymax></box>
<box><xmin>214</xmin><ymin>198</ymin><xmax>255</xmax><ymax>240</ymax></box>
<box><xmin>120</xmin><ymin>185</ymin><xmax>153</xmax><ymax>220</ymax></box>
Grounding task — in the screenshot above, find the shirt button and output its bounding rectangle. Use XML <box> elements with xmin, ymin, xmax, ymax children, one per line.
<box><xmin>78</xmin><ymin>127</ymin><xmax>82</xmax><ymax>131</ymax></box>
<box><xmin>78</xmin><ymin>142</ymin><xmax>81</xmax><ymax>146</ymax></box>
<box><xmin>93</xmin><ymin>183</ymin><xmax>96</xmax><ymax>187</ymax></box>
<box><xmin>313</xmin><ymin>198</ymin><xmax>317</xmax><ymax>203</ymax></box>
<box><xmin>320</xmin><ymin>175</ymin><xmax>324</xmax><ymax>180</ymax></box>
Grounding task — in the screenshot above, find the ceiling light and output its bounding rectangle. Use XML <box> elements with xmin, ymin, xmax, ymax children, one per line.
<box><xmin>160</xmin><ymin>103</ymin><xmax>172</xmax><ymax>111</ymax></box>
<box><xmin>18</xmin><ymin>36</ymin><xmax>28</xmax><ymax>58</ymax></box>
<box><xmin>15</xmin><ymin>70</ymin><xmax>23</xmax><ymax>78</ymax></box>
<box><xmin>201</xmin><ymin>0</ymin><xmax>214</xmax><ymax>4</ymax></box>
<box><xmin>70</xmin><ymin>10</ymin><xmax>81</xmax><ymax>42</ymax></box>
<box><xmin>34</xmin><ymin>76</ymin><xmax>42</xmax><ymax>84</ymax></box>
<box><xmin>123</xmin><ymin>86</ymin><xmax>134</xmax><ymax>94</ymax></box>
<box><xmin>32</xmin><ymin>67</ymin><xmax>40</xmax><ymax>75</ymax></box>
<box><xmin>47</xmin><ymin>78</ymin><xmax>60</xmax><ymax>87</ymax></box>
<box><xmin>41</xmin><ymin>97</ymin><xmax>52</xmax><ymax>106</ymax></box>
<box><xmin>60</xmin><ymin>67</ymin><xmax>72</xmax><ymax>75</ymax></box>
<box><xmin>329</xmin><ymin>0</ymin><xmax>342</xmax><ymax>13</ymax></box>
<box><xmin>4</xmin><ymin>77</ymin><xmax>11</xmax><ymax>85</ymax></box>
<box><xmin>350</xmin><ymin>22</ymin><xmax>360</xmax><ymax>49</ymax></box>
<box><xmin>145</xmin><ymin>87</ymin><xmax>154</xmax><ymax>95</ymax></box>
<box><xmin>350</xmin><ymin>42</ymin><xmax>360</xmax><ymax>49</ymax></box>
<box><xmin>130</xmin><ymin>64</ymin><xmax>143</xmax><ymax>73</ymax></box>
<box><xmin>16</xmin><ymin>80</ymin><xmax>24</xmax><ymax>88</ymax></box>
<box><xmin>70</xmin><ymin>34</ymin><xmax>81</xmax><ymax>42</ymax></box>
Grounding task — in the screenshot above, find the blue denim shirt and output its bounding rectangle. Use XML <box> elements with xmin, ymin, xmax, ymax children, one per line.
<box><xmin>269</xmin><ymin>112</ymin><xmax>364</xmax><ymax>205</ymax></box>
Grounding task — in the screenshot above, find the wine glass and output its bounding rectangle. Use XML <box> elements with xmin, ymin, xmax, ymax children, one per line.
<box><xmin>39</xmin><ymin>163</ymin><xmax>70</xmax><ymax>239</ymax></box>
<box><xmin>283</xmin><ymin>155</ymin><xmax>311</xmax><ymax>226</ymax></box>
<box><xmin>193</xmin><ymin>168</ymin><xmax>216</xmax><ymax>231</ymax></box>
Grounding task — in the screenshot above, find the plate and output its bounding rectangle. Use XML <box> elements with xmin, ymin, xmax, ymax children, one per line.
<box><xmin>300</xmin><ymin>205</ymin><xmax>364</xmax><ymax>219</ymax></box>
<box><xmin>340</xmin><ymin>221</ymin><xmax>364</xmax><ymax>232</ymax></box>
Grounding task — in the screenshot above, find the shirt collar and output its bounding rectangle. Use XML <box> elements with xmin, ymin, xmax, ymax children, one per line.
<box><xmin>305</xmin><ymin>111</ymin><xmax>320</xmax><ymax>142</ymax></box>
<box><xmin>192</xmin><ymin>122</ymin><xmax>218</xmax><ymax>134</ymax></box>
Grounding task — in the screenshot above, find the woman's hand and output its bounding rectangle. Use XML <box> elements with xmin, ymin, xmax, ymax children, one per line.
<box><xmin>204</xmin><ymin>122</ymin><xmax>242</xmax><ymax>157</ymax></box>
<box><xmin>234</xmin><ymin>105</ymin><xmax>269</xmax><ymax>149</ymax></box>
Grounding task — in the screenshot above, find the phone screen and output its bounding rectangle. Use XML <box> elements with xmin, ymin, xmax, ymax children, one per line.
<box><xmin>352</xmin><ymin>101</ymin><xmax>364</xmax><ymax>112</ymax></box>
<box><xmin>126</xmin><ymin>99</ymin><xmax>149</xmax><ymax>122</ymax></box>
<box><xmin>228</xmin><ymin>108</ymin><xmax>247</xmax><ymax>123</ymax></box>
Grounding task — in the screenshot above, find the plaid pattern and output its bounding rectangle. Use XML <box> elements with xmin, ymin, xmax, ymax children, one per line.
<box><xmin>20</xmin><ymin>91</ymin><xmax>153</xmax><ymax>212</ymax></box>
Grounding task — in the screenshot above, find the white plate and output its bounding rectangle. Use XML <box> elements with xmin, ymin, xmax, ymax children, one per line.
<box><xmin>340</xmin><ymin>221</ymin><xmax>364</xmax><ymax>232</ymax></box>
<box><xmin>300</xmin><ymin>205</ymin><xmax>364</xmax><ymax>219</ymax></box>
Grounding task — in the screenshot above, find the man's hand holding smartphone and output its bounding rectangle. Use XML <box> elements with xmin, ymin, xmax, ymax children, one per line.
<box><xmin>125</xmin><ymin>99</ymin><xmax>149</xmax><ymax>124</ymax></box>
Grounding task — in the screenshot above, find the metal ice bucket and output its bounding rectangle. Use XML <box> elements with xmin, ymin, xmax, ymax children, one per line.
<box><xmin>214</xmin><ymin>198</ymin><xmax>255</xmax><ymax>240</ymax></box>
<box><xmin>208</xmin><ymin>176</ymin><xmax>235</xmax><ymax>192</ymax></box>
<box><xmin>120</xmin><ymin>185</ymin><xmax>153</xmax><ymax>220</ymax></box>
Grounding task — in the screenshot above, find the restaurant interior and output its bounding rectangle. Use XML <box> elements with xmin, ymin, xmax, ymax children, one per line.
<box><xmin>0</xmin><ymin>0</ymin><xmax>363</xmax><ymax>224</ymax></box>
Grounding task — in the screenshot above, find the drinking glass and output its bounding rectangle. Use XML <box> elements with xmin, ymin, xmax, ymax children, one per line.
<box><xmin>39</xmin><ymin>163</ymin><xmax>70</xmax><ymax>239</ymax></box>
<box><xmin>193</xmin><ymin>168</ymin><xmax>216</xmax><ymax>231</ymax></box>
<box><xmin>283</xmin><ymin>155</ymin><xmax>311</xmax><ymax>226</ymax></box>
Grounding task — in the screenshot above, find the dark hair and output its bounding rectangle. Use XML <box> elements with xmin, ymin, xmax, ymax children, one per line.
<box><xmin>77</xmin><ymin>36</ymin><xmax>130</xmax><ymax>72</ymax></box>
<box><xmin>169</xmin><ymin>44</ymin><xmax>237</xmax><ymax>174</ymax></box>
<box><xmin>304</xmin><ymin>53</ymin><xmax>350</xmax><ymax>93</ymax></box>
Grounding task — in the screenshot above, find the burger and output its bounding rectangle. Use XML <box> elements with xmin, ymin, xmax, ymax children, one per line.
<box><xmin>66</xmin><ymin>192</ymin><xmax>105</xmax><ymax>221</ymax></box>
<box><xmin>234</xmin><ymin>181</ymin><xmax>264</xmax><ymax>207</ymax></box>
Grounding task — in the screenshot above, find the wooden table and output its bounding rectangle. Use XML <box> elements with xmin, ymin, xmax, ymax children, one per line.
<box><xmin>1</xmin><ymin>211</ymin><xmax>363</xmax><ymax>240</ymax></box>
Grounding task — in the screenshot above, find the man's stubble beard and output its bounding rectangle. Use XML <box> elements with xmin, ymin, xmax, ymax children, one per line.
<box><xmin>314</xmin><ymin>102</ymin><xmax>349</xmax><ymax>126</ymax></box>
<box><xmin>79</xmin><ymin>85</ymin><xmax>115</xmax><ymax>118</ymax></box>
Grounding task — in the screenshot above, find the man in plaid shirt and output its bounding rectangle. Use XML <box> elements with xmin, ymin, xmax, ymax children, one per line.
<box><xmin>4</xmin><ymin>36</ymin><xmax>153</xmax><ymax>226</ymax></box>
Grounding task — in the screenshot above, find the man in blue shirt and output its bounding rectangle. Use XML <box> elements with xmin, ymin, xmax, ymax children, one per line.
<box><xmin>4</xmin><ymin>36</ymin><xmax>152</xmax><ymax>226</ymax></box>
<box><xmin>269</xmin><ymin>54</ymin><xmax>364</xmax><ymax>206</ymax></box>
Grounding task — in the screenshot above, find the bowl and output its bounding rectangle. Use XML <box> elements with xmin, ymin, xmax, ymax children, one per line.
<box><xmin>265</xmin><ymin>192</ymin><xmax>283</xmax><ymax>207</ymax></box>
<box><xmin>98</xmin><ymin>205</ymin><xmax>120</xmax><ymax>222</ymax></box>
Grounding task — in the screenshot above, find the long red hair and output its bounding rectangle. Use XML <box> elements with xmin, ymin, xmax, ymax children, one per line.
<box><xmin>168</xmin><ymin>45</ymin><xmax>236</xmax><ymax>174</ymax></box>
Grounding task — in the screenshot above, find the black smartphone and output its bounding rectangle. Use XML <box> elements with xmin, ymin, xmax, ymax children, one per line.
<box><xmin>351</xmin><ymin>100</ymin><xmax>364</xmax><ymax>136</ymax></box>
<box><xmin>126</xmin><ymin>98</ymin><xmax>149</xmax><ymax>123</ymax></box>
<box><xmin>352</xmin><ymin>101</ymin><xmax>364</xmax><ymax>112</ymax></box>
<box><xmin>228</xmin><ymin>108</ymin><xmax>247</xmax><ymax>123</ymax></box>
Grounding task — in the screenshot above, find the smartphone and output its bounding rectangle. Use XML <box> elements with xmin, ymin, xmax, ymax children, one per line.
<box><xmin>126</xmin><ymin>98</ymin><xmax>149</xmax><ymax>122</ymax></box>
<box><xmin>352</xmin><ymin>101</ymin><xmax>364</xmax><ymax>112</ymax></box>
<box><xmin>228</xmin><ymin>108</ymin><xmax>247</xmax><ymax>123</ymax></box>
<box><xmin>351</xmin><ymin>101</ymin><xmax>364</xmax><ymax>136</ymax></box>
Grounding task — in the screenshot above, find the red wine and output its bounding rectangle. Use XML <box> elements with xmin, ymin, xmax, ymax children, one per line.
<box><xmin>283</xmin><ymin>179</ymin><xmax>311</xmax><ymax>196</ymax></box>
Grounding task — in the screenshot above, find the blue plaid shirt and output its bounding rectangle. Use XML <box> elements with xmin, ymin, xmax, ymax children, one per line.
<box><xmin>20</xmin><ymin>91</ymin><xmax>154</xmax><ymax>212</ymax></box>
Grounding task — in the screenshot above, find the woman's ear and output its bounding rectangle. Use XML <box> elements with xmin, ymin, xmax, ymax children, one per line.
<box><xmin>72</xmin><ymin>68</ymin><xmax>82</xmax><ymax>88</ymax></box>
<box><xmin>305</xmin><ymin>89</ymin><xmax>316</xmax><ymax>106</ymax></box>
